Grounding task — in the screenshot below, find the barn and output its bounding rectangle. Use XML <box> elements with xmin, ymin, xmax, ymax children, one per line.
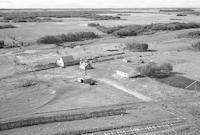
<box><xmin>56</xmin><ymin>55</ymin><xmax>79</xmax><ymax>67</ymax></box>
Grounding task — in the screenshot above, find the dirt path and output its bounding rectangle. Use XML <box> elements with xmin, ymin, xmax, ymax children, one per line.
<box><xmin>97</xmin><ymin>78</ymin><xmax>152</xmax><ymax>102</ymax></box>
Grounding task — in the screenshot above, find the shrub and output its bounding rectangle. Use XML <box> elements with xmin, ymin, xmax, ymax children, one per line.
<box><xmin>113</xmin><ymin>25</ymin><xmax>146</xmax><ymax>37</ymax></box>
<box><xmin>92</xmin><ymin>15</ymin><xmax>121</xmax><ymax>20</ymax></box>
<box><xmin>88</xmin><ymin>23</ymin><xmax>100</xmax><ymax>27</ymax></box>
<box><xmin>113</xmin><ymin>28</ymin><xmax>137</xmax><ymax>37</ymax></box>
<box><xmin>125</xmin><ymin>42</ymin><xmax>148</xmax><ymax>52</ymax></box>
<box><xmin>37</xmin><ymin>32</ymin><xmax>100</xmax><ymax>44</ymax></box>
<box><xmin>37</xmin><ymin>35</ymin><xmax>62</xmax><ymax>44</ymax></box>
<box><xmin>20</xmin><ymin>80</ymin><xmax>38</xmax><ymax>87</ymax></box>
<box><xmin>96</xmin><ymin>26</ymin><xmax>125</xmax><ymax>34</ymax></box>
<box><xmin>12</xmin><ymin>18</ymin><xmax>27</xmax><ymax>22</ymax></box>
<box><xmin>0</xmin><ymin>24</ymin><xmax>17</xmax><ymax>29</ymax></box>
<box><xmin>117</xmin><ymin>13</ymin><xmax>131</xmax><ymax>16</ymax></box>
<box><xmin>178</xmin><ymin>31</ymin><xmax>200</xmax><ymax>38</ymax></box>
<box><xmin>192</xmin><ymin>42</ymin><xmax>200</xmax><ymax>51</ymax></box>
<box><xmin>96</xmin><ymin>22</ymin><xmax>200</xmax><ymax>37</ymax></box>
<box><xmin>137</xmin><ymin>62</ymin><xmax>173</xmax><ymax>78</ymax></box>
<box><xmin>177</xmin><ymin>14</ymin><xmax>187</xmax><ymax>16</ymax></box>
<box><xmin>159</xmin><ymin>63</ymin><xmax>173</xmax><ymax>72</ymax></box>
<box><xmin>0</xmin><ymin>40</ymin><xmax>5</xmax><ymax>48</ymax></box>
<box><xmin>149</xmin><ymin>22</ymin><xmax>196</xmax><ymax>31</ymax></box>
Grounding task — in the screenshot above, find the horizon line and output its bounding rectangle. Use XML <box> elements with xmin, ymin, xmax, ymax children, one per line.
<box><xmin>0</xmin><ymin>7</ymin><xmax>200</xmax><ymax>10</ymax></box>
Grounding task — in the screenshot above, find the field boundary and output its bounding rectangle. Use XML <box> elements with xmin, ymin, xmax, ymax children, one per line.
<box><xmin>0</xmin><ymin>108</ymin><xmax>126</xmax><ymax>131</ymax></box>
<box><xmin>53</xmin><ymin>117</ymin><xmax>186</xmax><ymax>135</ymax></box>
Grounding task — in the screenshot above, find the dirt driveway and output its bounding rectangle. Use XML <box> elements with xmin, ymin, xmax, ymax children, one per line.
<box><xmin>97</xmin><ymin>78</ymin><xmax>153</xmax><ymax>102</ymax></box>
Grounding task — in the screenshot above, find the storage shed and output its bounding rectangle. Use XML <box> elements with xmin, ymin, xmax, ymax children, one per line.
<box><xmin>80</xmin><ymin>61</ymin><xmax>92</xmax><ymax>70</ymax></box>
<box><xmin>116</xmin><ymin>65</ymin><xmax>140</xmax><ymax>78</ymax></box>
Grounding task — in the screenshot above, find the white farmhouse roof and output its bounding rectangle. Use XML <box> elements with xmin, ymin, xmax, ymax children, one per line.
<box><xmin>116</xmin><ymin>65</ymin><xmax>140</xmax><ymax>78</ymax></box>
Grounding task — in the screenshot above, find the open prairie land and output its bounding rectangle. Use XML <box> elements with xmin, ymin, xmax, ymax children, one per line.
<box><xmin>0</xmin><ymin>8</ymin><xmax>200</xmax><ymax>135</ymax></box>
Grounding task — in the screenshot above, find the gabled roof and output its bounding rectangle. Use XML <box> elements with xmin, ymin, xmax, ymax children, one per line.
<box><xmin>61</xmin><ymin>55</ymin><xmax>74</xmax><ymax>63</ymax></box>
<box><xmin>116</xmin><ymin>65</ymin><xmax>139</xmax><ymax>75</ymax></box>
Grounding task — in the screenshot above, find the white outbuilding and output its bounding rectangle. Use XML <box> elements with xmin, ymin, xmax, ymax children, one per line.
<box><xmin>116</xmin><ymin>66</ymin><xmax>140</xmax><ymax>78</ymax></box>
<box><xmin>80</xmin><ymin>61</ymin><xmax>92</xmax><ymax>70</ymax></box>
<box><xmin>122</xmin><ymin>58</ymin><xmax>131</xmax><ymax>63</ymax></box>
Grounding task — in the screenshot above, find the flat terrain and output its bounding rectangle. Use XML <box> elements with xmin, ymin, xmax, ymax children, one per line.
<box><xmin>0</xmin><ymin>8</ymin><xmax>200</xmax><ymax>135</ymax></box>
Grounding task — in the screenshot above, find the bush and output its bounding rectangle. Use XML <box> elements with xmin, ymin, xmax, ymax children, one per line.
<box><xmin>37</xmin><ymin>35</ymin><xmax>62</xmax><ymax>44</ymax></box>
<box><xmin>178</xmin><ymin>31</ymin><xmax>200</xmax><ymax>38</ymax></box>
<box><xmin>113</xmin><ymin>25</ymin><xmax>146</xmax><ymax>37</ymax></box>
<box><xmin>113</xmin><ymin>28</ymin><xmax>137</xmax><ymax>37</ymax></box>
<box><xmin>149</xmin><ymin>22</ymin><xmax>197</xmax><ymax>31</ymax></box>
<box><xmin>0</xmin><ymin>40</ymin><xmax>4</xmax><ymax>48</ymax></box>
<box><xmin>117</xmin><ymin>13</ymin><xmax>131</xmax><ymax>16</ymax></box>
<box><xmin>96</xmin><ymin>26</ymin><xmax>125</xmax><ymax>34</ymax></box>
<box><xmin>125</xmin><ymin>42</ymin><xmax>148</xmax><ymax>52</ymax></box>
<box><xmin>96</xmin><ymin>22</ymin><xmax>200</xmax><ymax>37</ymax></box>
<box><xmin>137</xmin><ymin>62</ymin><xmax>173</xmax><ymax>78</ymax></box>
<box><xmin>0</xmin><ymin>24</ymin><xmax>17</xmax><ymax>29</ymax></box>
<box><xmin>192</xmin><ymin>42</ymin><xmax>200</xmax><ymax>51</ymax></box>
<box><xmin>88</xmin><ymin>23</ymin><xmax>100</xmax><ymax>27</ymax></box>
<box><xmin>91</xmin><ymin>15</ymin><xmax>121</xmax><ymax>20</ymax></box>
<box><xmin>20</xmin><ymin>80</ymin><xmax>38</xmax><ymax>87</ymax></box>
<box><xmin>177</xmin><ymin>14</ymin><xmax>187</xmax><ymax>16</ymax></box>
<box><xmin>37</xmin><ymin>32</ymin><xmax>100</xmax><ymax>44</ymax></box>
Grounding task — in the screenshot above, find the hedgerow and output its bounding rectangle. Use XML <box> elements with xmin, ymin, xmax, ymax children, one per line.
<box><xmin>37</xmin><ymin>32</ymin><xmax>100</xmax><ymax>44</ymax></box>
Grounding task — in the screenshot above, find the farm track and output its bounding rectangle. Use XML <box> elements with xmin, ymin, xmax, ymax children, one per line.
<box><xmin>97</xmin><ymin>78</ymin><xmax>153</xmax><ymax>102</ymax></box>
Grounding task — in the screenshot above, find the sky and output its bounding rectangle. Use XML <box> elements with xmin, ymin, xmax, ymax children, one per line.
<box><xmin>0</xmin><ymin>0</ymin><xmax>200</xmax><ymax>9</ymax></box>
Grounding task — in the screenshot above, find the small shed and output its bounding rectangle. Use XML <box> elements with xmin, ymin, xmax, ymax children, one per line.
<box><xmin>80</xmin><ymin>61</ymin><xmax>92</xmax><ymax>70</ymax></box>
<box><xmin>56</xmin><ymin>55</ymin><xmax>78</xmax><ymax>67</ymax></box>
<box><xmin>77</xmin><ymin>77</ymin><xmax>96</xmax><ymax>85</ymax></box>
<box><xmin>116</xmin><ymin>66</ymin><xmax>140</xmax><ymax>78</ymax></box>
<box><xmin>122</xmin><ymin>58</ymin><xmax>131</xmax><ymax>63</ymax></box>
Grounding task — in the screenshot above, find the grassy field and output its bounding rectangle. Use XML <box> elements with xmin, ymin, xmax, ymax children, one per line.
<box><xmin>1</xmin><ymin>8</ymin><xmax>200</xmax><ymax>135</ymax></box>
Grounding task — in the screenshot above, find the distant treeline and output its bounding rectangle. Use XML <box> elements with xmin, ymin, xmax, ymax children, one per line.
<box><xmin>159</xmin><ymin>8</ymin><xmax>200</xmax><ymax>16</ymax></box>
<box><xmin>159</xmin><ymin>8</ymin><xmax>195</xmax><ymax>12</ymax></box>
<box><xmin>37</xmin><ymin>32</ymin><xmax>100</xmax><ymax>44</ymax></box>
<box><xmin>0</xmin><ymin>11</ymin><xmax>121</xmax><ymax>23</ymax></box>
<box><xmin>0</xmin><ymin>24</ymin><xmax>17</xmax><ymax>29</ymax></box>
<box><xmin>177</xmin><ymin>31</ymin><xmax>200</xmax><ymax>39</ymax></box>
<box><xmin>93</xmin><ymin>22</ymin><xmax>200</xmax><ymax>37</ymax></box>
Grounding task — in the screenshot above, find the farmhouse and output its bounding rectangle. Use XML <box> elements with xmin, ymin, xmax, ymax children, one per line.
<box><xmin>56</xmin><ymin>55</ymin><xmax>79</xmax><ymax>67</ymax></box>
<box><xmin>116</xmin><ymin>65</ymin><xmax>140</xmax><ymax>78</ymax></box>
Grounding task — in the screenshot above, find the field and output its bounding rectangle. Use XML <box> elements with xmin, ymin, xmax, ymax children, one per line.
<box><xmin>0</xmin><ymin>8</ymin><xmax>200</xmax><ymax>135</ymax></box>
